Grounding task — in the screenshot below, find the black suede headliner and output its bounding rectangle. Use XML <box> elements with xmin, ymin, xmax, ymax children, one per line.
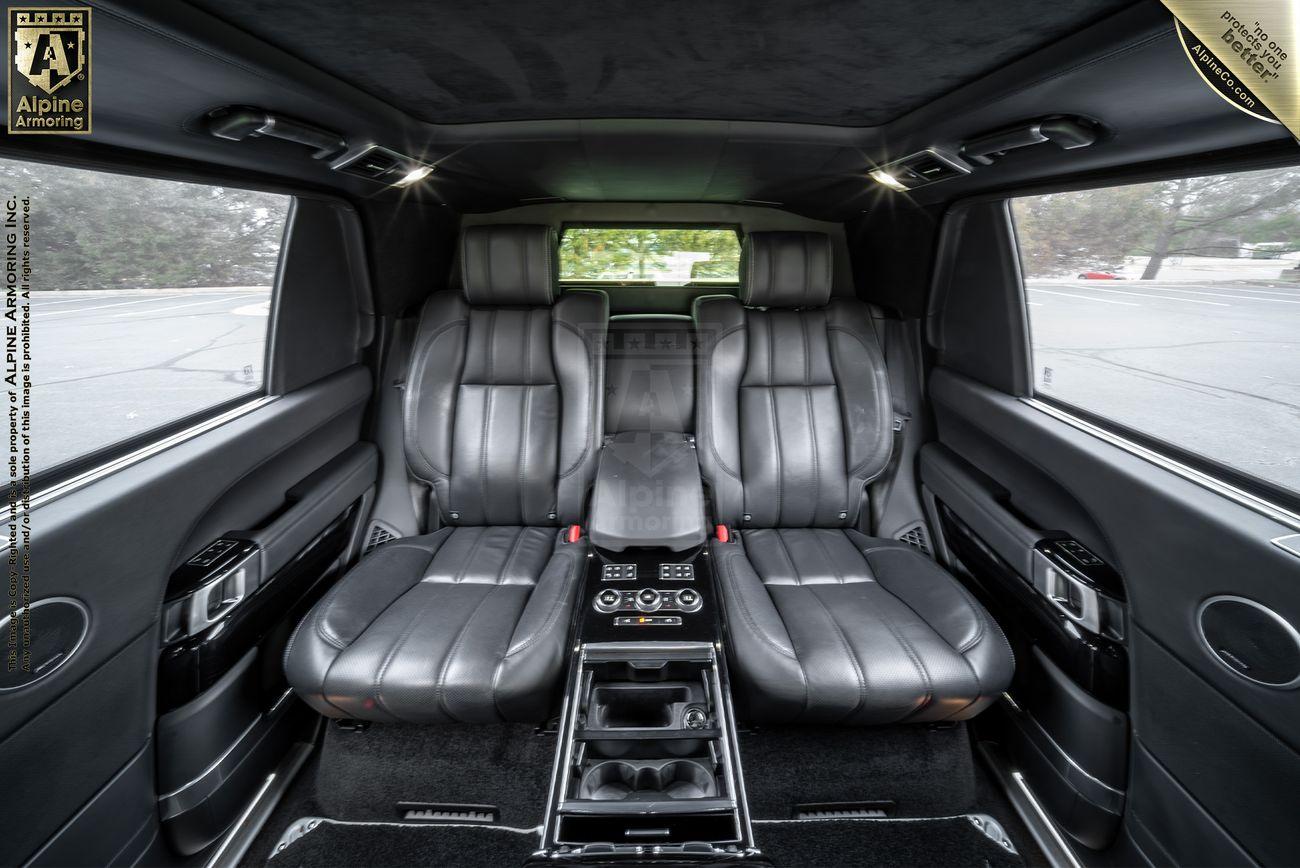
<box><xmin>185</xmin><ymin>0</ymin><xmax>1134</xmax><ymax>126</ymax></box>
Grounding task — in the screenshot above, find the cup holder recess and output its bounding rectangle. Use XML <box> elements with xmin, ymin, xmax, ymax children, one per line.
<box><xmin>578</xmin><ymin>759</ymin><xmax>718</xmax><ymax>801</ymax></box>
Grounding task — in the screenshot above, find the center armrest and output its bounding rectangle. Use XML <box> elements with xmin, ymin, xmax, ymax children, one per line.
<box><xmin>587</xmin><ymin>432</ymin><xmax>707</xmax><ymax>552</ymax></box>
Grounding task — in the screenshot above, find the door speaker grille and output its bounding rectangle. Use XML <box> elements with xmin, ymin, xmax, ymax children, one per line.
<box><xmin>896</xmin><ymin>523</ymin><xmax>932</xmax><ymax>556</ymax></box>
<box><xmin>363</xmin><ymin>521</ymin><xmax>400</xmax><ymax>555</ymax></box>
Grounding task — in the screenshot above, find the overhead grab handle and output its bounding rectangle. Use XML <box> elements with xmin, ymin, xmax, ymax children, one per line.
<box><xmin>960</xmin><ymin>116</ymin><xmax>1100</xmax><ymax>166</ymax></box>
<box><xmin>206</xmin><ymin>106</ymin><xmax>347</xmax><ymax>160</ymax></box>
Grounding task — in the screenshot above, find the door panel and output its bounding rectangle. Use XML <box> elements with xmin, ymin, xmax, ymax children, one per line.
<box><xmin>926</xmin><ymin>365</ymin><xmax>1300</xmax><ymax>865</ymax></box>
<box><xmin>1</xmin><ymin>364</ymin><xmax>373</xmax><ymax>865</ymax></box>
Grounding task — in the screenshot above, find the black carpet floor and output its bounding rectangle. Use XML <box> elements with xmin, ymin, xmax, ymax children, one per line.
<box><xmin>267</xmin><ymin>821</ymin><xmax>538</xmax><ymax>868</ymax></box>
<box><xmin>242</xmin><ymin>720</ymin><xmax>1045</xmax><ymax>867</ymax></box>
<box><xmin>739</xmin><ymin>724</ymin><xmax>977</xmax><ymax>819</ymax></box>
<box><xmin>754</xmin><ymin>817</ymin><xmax>1024</xmax><ymax>868</ymax></box>
<box><xmin>312</xmin><ymin>722</ymin><xmax>554</xmax><ymax>827</ymax></box>
<box><xmin>240</xmin><ymin>723</ymin><xmax>555</xmax><ymax>867</ymax></box>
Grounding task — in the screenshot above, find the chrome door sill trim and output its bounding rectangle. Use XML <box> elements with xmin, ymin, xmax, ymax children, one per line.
<box><xmin>977</xmin><ymin>740</ymin><xmax>1083</xmax><ymax>868</ymax></box>
<box><xmin>204</xmin><ymin>734</ymin><xmax>315</xmax><ymax>868</ymax></box>
<box><xmin>1022</xmin><ymin>397</ymin><xmax>1300</xmax><ymax>533</ymax></box>
<box><xmin>23</xmin><ymin>396</ymin><xmax>277</xmax><ymax>517</ymax></box>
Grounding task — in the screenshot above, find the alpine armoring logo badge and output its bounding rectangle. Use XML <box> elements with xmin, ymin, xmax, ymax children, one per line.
<box><xmin>7</xmin><ymin>7</ymin><xmax>91</xmax><ymax>134</ymax></box>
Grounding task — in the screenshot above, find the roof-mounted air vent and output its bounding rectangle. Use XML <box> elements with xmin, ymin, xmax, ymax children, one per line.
<box><xmin>868</xmin><ymin>149</ymin><xmax>971</xmax><ymax>192</ymax></box>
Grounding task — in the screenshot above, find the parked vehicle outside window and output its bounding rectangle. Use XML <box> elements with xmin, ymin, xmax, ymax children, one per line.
<box><xmin>1012</xmin><ymin>165</ymin><xmax>1300</xmax><ymax>496</ymax></box>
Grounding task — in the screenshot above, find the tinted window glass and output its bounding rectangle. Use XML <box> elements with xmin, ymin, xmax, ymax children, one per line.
<box><xmin>1012</xmin><ymin>166</ymin><xmax>1300</xmax><ymax>495</ymax></box>
<box><xmin>0</xmin><ymin>158</ymin><xmax>290</xmax><ymax>475</ymax></box>
<box><xmin>559</xmin><ymin>226</ymin><xmax>740</xmax><ymax>284</ymax></box>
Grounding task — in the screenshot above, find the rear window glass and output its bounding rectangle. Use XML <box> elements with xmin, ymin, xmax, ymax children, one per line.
<box><xmin>1012</xmin><ymin>165</ymin><xmax>1300</xmax><ymax>496</ymax></box>
<box><xmin>559</xmin><ymin>227</ymin><xmax>740</xmax><ymax>284</ymax></box>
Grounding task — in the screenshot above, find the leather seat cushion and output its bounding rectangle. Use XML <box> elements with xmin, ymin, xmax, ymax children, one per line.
<box><xmin>285</xmin><ymin>526</ymin><xmax>583</xmax><ymax>724</ymax></box>
<box><xmin>712</xmin><ymin>528</ymin><xmax>1013</xmax><ymax>725</ymax></box>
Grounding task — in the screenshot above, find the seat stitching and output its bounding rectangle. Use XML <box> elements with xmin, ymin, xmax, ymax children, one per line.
<box><xmin>825</xmin><ymin>324</ymin><xmax>891</xmax><ymax>475</ymax></box>
<box><xmin>801</xmin><ymin>233</ymin><xmax>810</xmax><ymax>307</ymax></box>
<box><xmin>878</xmin><ymin>608</ymin><xmax>934</xmax><ymax>723</ymax></box>
<box><xmin>506</xmin><ymin>547</ymin><xmax>579</xmax><ymax>657</ymax></box>
<box><xmin>496</xmin><ymin>526</ymin><xmax>528</xmax><ymax>587</ymax></box>
<box><xmin>699</xmin><ymin>320</ymin><xmax>746</xmax><ymax>482</ymax></box>
<box><xmin>809</xmin><ymin>529</ymin><xmax>848</xmax><ymax>585</ymax></box>
<box><xmin>805</xmin><ymin>584</ymin><xmax>869</xmax><ymax>723</ymax></box>
<box><xmin>555</xmin><ymin>317</ymin><xmax>598</xmax><ymax>479</ymax></box>
<box><xmin>312</xmin><ymin>539</ymin><xmax>446</xmax><ymax>650</ymax></box>
<box><xmin>370</xmin><ymin>560</ymin><xmax>459</xmax><ymax>719</ymax></box>
<box><xmin>450</xmin><ymin>526</ymin><xmax>489</xmax><ymax>584</ymax></box>
<box><xmin>432</xmin><ymin>584</ymin><xmax>502</xmax><ymax>722</ymax></box>
<box><xmin>765</xmin><ymin>316</ymin><xmax>784</xmax><ymax>525</ymax></box>
<box><xmin>718</xmin><ymin>548</ymin><xmax>797</xmax><ymax>659</ymax></box>
<box><xmin>867</xmin><ymin>548</ymin><xmax>986</xmax><ymax>654</ymax></box>
<box><xmin>772</xmin><ymin>529</ymin><xmax>801</xmax><ymax>585</ymax></box>
<box><xmin>801</xmin><ymin>317</ymin><xmax>822</xmax><ymax>526</ymax></box>
<box><xmin>519</xmin><ymin>382</ymin><xmax>533</xmax><ymax>525</ymax></box>
<box><xmin>405</xmin><ymin>316</ymin><xmax>467</xmax><ymax>481</ymax></box>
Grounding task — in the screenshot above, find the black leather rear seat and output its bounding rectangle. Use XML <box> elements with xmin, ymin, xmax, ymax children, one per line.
<box><xmin>284</xmin><ymin>225</ymin><xmax>607</xmax><ymax>724</ymax></box>
<box><xmin>694</xmin><ymin>231</ymin><xmax>1014</xmax><ymax>724</ymax></box>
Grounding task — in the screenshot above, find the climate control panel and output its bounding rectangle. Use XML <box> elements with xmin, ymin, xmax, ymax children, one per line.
<box><xmin>593</xmin><ymin>586</ymin><xmax>703</xmax><ymax>615</ymax></box>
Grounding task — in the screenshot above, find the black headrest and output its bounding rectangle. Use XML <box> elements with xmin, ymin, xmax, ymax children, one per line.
<box><xmin>740</xmin><ymin>231</ymin><xmax>833</xmax><ymax>308</ymax></box>
<box><xmin>461</xmin><ymin>224</ymin><xmax>557</xmax><ymax>306</ymax></box>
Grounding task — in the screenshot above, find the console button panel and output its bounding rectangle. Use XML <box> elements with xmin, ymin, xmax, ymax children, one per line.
<box><xmin>593</xmin><ymin>587</ymin><xmax>704</xmax><ymax>615</ymax></box>
<box><xmin>612</xmin><ymin>615</ymin><xmax>683</xmax><ymax>627</ymax></box>
<box><xmin>658</xmin><ymin>563</ymin><xmax>694</xmax><ymax>581</ymax></box>
<box><xmin>601</xmin><ymin>563</ymin><xmax>638</xmax><ymax>581</ymax></box>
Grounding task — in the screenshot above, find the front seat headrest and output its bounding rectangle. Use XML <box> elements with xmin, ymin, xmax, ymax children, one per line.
<box><xmin>461</xmin><ymin>224</ymin><xmax>558</xmax><ymax>306</ymax></box>
<box><xmin>740</xmin><ymin>231</ymin><xmax>834</xmax><ymax>308</ymax></box>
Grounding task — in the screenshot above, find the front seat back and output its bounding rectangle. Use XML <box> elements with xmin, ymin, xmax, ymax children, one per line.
<box><xmin>694</xmin><ymin>231</ymin><xmax>894</xmax><ymax>529</ymax></box>
<box><xmin>405</xmin><ymin>224</ymin><xmax>606</xmax><ymax>527</ymax></box>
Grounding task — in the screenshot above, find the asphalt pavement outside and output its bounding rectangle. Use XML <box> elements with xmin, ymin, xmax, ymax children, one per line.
<box><xmin>1026</xmin><ymin>278</ymin><xmax>1300</xmax><ymax>494</ymax></box>
<box><xmin>30</xmin><ymin>287</ymin><xmax>270</xmax><ymax>474</ymax></box>
<box><xmin>25</xmin><ymin>278</ymin><xmax>1300</xmax><ymax>498</ymax></box>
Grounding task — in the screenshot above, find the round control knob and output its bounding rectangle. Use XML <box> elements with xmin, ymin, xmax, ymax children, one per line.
<box><xmin>636</xmin><ymin>588</ymin><xmax>662</xmax><ymax>612</ymax></box>
<box><xmin>676</xmin><ymin>588</ymin><xmax>702</xmax><ymax>612</ymax></box>
<box><xmin>683</xmin><ymin>707</ymin><xmax>708</xmax><ymax>730</ymax></box>
<box><xmin>594</xmin><ymin>589</ymin><xmax>622</xmax><ymax>613</ymax></box>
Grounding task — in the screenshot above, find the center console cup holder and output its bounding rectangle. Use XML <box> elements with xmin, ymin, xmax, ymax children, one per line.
<box><xmin>578</xmin><ymin>759</ymin><xmax>718</xmax><ymax>801</ymax></box>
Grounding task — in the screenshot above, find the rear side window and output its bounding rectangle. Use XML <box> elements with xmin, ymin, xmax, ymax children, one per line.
<box><xmin>1012</xmin><ymin>165</ymin><xmax>1300</xmax><ymax>496</ymax></box>
<box><xmin>0</xmin><ymin>157</ymin><xmax>290</xmax><ymax>476</ymax></box>
<box><xmin>559</xmin><ymin>226</ymin><xmax>740</xmax><ymax>285</ymax></box>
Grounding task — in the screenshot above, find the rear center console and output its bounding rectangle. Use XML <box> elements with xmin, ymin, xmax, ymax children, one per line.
<box><xmin>539</xmin><ymin>433</ymin><xmax>756</xmax><ymax>861</ymax></box>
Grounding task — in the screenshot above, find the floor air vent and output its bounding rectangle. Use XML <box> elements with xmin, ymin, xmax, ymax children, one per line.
<box><xmin>363</xmin><ymin>521</ymin><xmax>401</xmax><ymax>555</ymax></box>
<box><xmin>795</xmin><ymin>801</ymin><xmax>895</xmax><ymax>820</ymax></box>
<box><xmin>396</xmin><ymin>802</ymin><xmax>497</xmax><ymax>824</ymax></box>
<box><xmin>896</xmin><ymin>524</ymin><xmax>932</xmax><ymax>556</ymax></box>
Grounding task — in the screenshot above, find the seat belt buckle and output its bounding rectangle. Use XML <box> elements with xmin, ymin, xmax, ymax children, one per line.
<box><xmin>715</xmin><ymin>524</ymin><xmax>732</xmax><ymax>543</ymax></box>
<box><xmin>566</xmin><ymin>524</ymin><xmax>582</xmax><ymax>544</ymax></box>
